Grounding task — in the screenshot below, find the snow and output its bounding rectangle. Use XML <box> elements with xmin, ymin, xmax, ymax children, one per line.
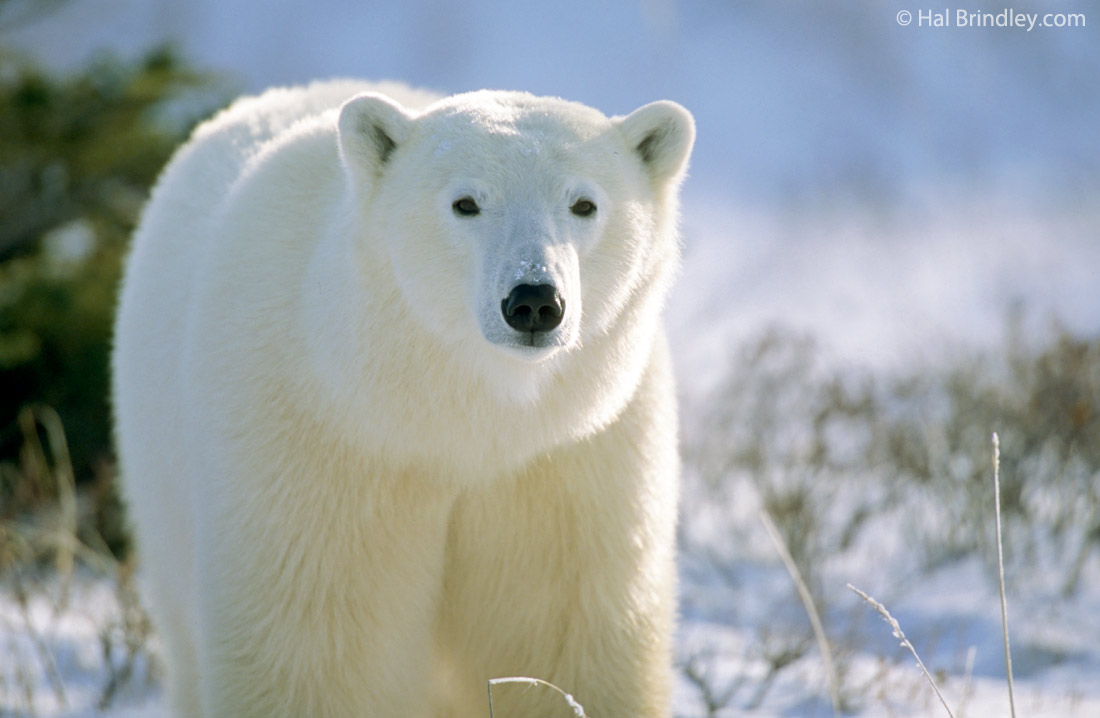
<box><xmin>2</xmin><ymin>0</ymin><xmax>1099</xmax><ymax>716</ymax></box>
<box><xmin>0</xmin><ymin>574</ymin><xmax>159</xmax><ymax>717</ymax></box>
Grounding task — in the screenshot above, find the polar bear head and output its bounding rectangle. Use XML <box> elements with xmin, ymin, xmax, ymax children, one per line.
<box><xmin>337</xmin><ymin>90</ymin><xmax>693</xmax><ymax>369</ymax></box>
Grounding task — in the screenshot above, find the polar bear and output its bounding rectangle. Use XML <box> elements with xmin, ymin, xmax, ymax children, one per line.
<box><xmin>112</xmin><ymin>80</ymin><xmax>693</xmax><ymax>718</ymax></box>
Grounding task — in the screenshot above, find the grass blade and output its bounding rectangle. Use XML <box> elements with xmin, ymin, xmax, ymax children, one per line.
<box><xmin>992</xmin><ymin>433</ymin><xmax>1017</xmax><ymax>718</ymax></box>
<box><xmin>760</xmin><ymin>509</ymin><xmax>841</xmax><ymax>717</ymax></box>
<box><xmin>848</xmin><ymin>583</ymin><xmax>955</xmax><ymax>718</ymax></box>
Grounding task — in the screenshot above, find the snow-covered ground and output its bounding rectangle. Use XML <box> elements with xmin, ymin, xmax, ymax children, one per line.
<box><xmin>2</xmin><ymin>0</ymin><xmax>1098</xmax><ymax>715</ymax></box>
<box><xmin>6</xmin><ymin>544</ymin><xmax>1100</xmax><ymax>716</ymax></box>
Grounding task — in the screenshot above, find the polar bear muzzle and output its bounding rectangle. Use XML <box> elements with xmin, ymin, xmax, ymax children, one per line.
<box><xmin>501</xmin><ymin>283</ymin><xmax>565</xmax><ymax>334</ymax></box>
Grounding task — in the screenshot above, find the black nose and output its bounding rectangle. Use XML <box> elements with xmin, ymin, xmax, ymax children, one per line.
<box><xmin>501</xmin><ymin>284</ymin><xmax>565</xmax><ymax>333</ymax></box>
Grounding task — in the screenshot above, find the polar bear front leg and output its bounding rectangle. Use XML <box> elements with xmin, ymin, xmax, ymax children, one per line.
<box><xmin>438</xmin><ymin>351</ymin><xmax>680</xmax><ymax>718</ymax></box>
<box><xmin>195</xmin><ymin>467</ymin><xmax>455</xmax><ymax>718</ymax></box>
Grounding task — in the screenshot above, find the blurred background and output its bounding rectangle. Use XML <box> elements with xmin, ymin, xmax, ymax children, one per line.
<box><xmin>1</xmin><ymin>0</ymin><xmax>1098</xmax><ymax>716</ymax></box>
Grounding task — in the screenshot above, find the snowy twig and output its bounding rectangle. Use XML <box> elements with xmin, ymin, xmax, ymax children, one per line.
<box><xmin>487</xmin><ymin>677</ymin><xmax>586</xmax><ymax>718</ymax></box>
<box><xmin>847</xmin><ymin>583</ymin><xmax>954</xmax><ymax>718</ymax></box>
<box><xmin>992</xmin><ymin>433</ymin><xmax>1017</xmax><ymax>718</ymax></box>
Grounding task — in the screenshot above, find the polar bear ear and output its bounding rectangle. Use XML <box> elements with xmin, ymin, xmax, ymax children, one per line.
<box><xmin>338</xmin><ymin>93</ymin><xmax>414</xmax><ymax>183</ymax></box>
<box><xmin>616</xmin><ymin>100</ymin><xmax>696</xmax><ymax>187</ymax></box>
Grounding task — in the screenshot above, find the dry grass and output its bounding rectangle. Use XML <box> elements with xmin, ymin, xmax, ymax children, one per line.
<box><xmin>847</xmin><ymin>432</ymin><xmax>1019</xmax><ymax>718</ymax></box>
<box><xmin>847</xmin><ymin>583</ymin><xmax>955</xmax><ymax>718</ymax></box>
<box><xmin>1</xmin><ymin>405</ymin><xmax>156</xmax><ymax>714</ymax></box>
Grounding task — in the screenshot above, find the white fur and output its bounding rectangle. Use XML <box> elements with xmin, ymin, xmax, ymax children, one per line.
<box><xmin>112</xmin><ymin>80</ymin><xmax>694</xmax><ymax>718</ymax></box>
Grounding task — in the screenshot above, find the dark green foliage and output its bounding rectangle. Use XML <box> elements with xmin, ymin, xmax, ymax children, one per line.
<box><xmin>0</xmin><ymin>47</ymin><xmax>231</xmax><ymax>553</ymax></box>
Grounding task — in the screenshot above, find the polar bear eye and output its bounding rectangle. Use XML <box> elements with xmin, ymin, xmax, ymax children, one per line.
<box><xmin>571</xmin><ymin>199</ymin><xmax>597</xmax><ymax>217</ymax></box>
<box><xmin>452</xmin><ymin>197</ymin><xmax>480</xmax><ymax>217</ymax></box>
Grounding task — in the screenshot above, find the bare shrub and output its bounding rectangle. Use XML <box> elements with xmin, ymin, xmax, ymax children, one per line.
<box><xmin>680</xmin><ymin>317</ymin><xmax>1100</xmax><ymax>712</ymax></box>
